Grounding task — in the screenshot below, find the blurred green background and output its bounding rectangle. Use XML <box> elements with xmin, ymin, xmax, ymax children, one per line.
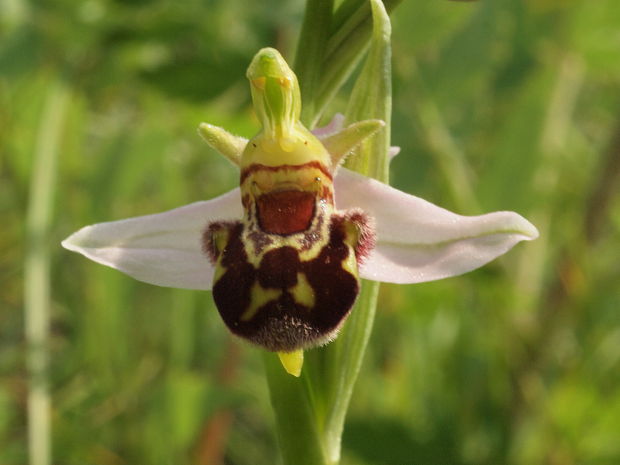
<box><xmin>2</xmin><ymin>0</ymin><xmax>620</xmax><ymax>464</ymax></box>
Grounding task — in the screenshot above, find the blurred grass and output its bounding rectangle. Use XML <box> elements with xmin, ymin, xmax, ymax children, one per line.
<box><xmin>2</xmin><ymin>0</ymin><xmax>620</xmax><ymax>464</ymax></box>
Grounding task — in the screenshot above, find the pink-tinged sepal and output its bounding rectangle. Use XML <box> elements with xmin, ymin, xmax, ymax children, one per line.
<box><xmin>61</xmin><ymin>189</ymin><xmax>243</xmax><ymax>290</ymax></box>
<box><xmin>334</xmin><ymin>168</ymin><xmax>539</xmax><ymax>284</ymax></box>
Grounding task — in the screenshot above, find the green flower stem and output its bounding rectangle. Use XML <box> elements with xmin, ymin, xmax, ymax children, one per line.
<box><xmin>265</xmin><ymin>1</ymin><xmax>392</xmax><ymax>464</ymax></box>
<box><xmin>264</xmin><ymin>354</ymin><xmax>330</xmax><ymax>465</ymax></box>
<box><xmin>24</xmin><ymin>78</ymin><xmax>69</xmax><ymax>465</ymax></box>
<box><xmin>321</xmin><ymin>282</ymin><xmax>380</xmax><ymax>461</ymax></box>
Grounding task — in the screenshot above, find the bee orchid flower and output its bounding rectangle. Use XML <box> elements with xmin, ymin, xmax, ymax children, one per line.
<box><xmin>62</xmin><ymin>48</ymin><xmax>538</xmax><ymax>376</ymax></box>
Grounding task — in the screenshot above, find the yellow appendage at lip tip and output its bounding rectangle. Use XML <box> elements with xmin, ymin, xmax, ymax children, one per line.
<box><xmin>278</xmin><ymin>350</ymin><xmax>304</xmax><ymax>377</ymax></box>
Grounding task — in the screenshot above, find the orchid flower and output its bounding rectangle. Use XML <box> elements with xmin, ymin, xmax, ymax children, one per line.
<box><xmin>62</xmin><ymin>48</ymin><xmax>538</xmax><ymax>377</ymax></box>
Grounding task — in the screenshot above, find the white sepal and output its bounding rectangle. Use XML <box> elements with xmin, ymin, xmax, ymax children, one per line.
<box><xmin>62</xmin><ymin>189</ymin><xmax>242</xmax><ymax>290</ymax></box>
<box><xmin>334</xmin><ymin>168</ymin><xmax>538</xmax><ymax>284</ymax></box>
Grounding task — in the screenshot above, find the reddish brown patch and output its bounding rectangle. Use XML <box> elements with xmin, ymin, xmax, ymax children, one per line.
<box><xmin>239</xmin><ymin>161</ymin><xmax>332</xmax><ymax>185</ymax></box>
<box><xmin>210</xmin><ymin>223</ymin><xmax>255</xmax><ymax>331</ymax></box>
<box><xmin>257</xmin><ymin>190</ymin><xmax>315</xmax><ymax>235</ymax></box>
<box><xmin>301</xmin><ymin>216</ymin><xmax>359</xmax><ymax>331</ymax></box>
<box><xmin>257</xmin><ymin>247</ymin><xmax>300</xmax><ymax>288</ymax></box>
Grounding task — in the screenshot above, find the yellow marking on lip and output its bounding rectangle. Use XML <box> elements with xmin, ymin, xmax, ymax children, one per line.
<box><xmin>213</xmin><ymin>262</ymin><xmax>227</xmax><ymax>284</ymax></box>
<box><xmin>341</xmin><ymin>246</ymin><xmax>358</xmax><ymax>280</ymax></box>
<box><xmin>211</xmin><ymin>228</ymin><xmax>231</xmax><ymax>284</ymax></box>
<box><xmin>291</xmin><ymin>272</ymin><xmax>315</xmax><ymax>309</ymax></box>
<box><xmin>341</xmin><ymin>223</ymin><xmax>360</xmax><ymax>280</ymax></box>
<box><xmin>241</xmin><ymin>282</ymin><xmax>281</xmax><ymax>321</ymax></box>
<box><xmin>211</xmin><ymin>228</ymin><xmax>230</xmax><ymax>256</ymax></box>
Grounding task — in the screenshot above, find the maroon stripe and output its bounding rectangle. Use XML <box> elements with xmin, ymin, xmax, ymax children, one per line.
<box><xmin>240</xmin><ymin>161</ymin><xmax>333</xmax><ymax>185</ymax></box>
